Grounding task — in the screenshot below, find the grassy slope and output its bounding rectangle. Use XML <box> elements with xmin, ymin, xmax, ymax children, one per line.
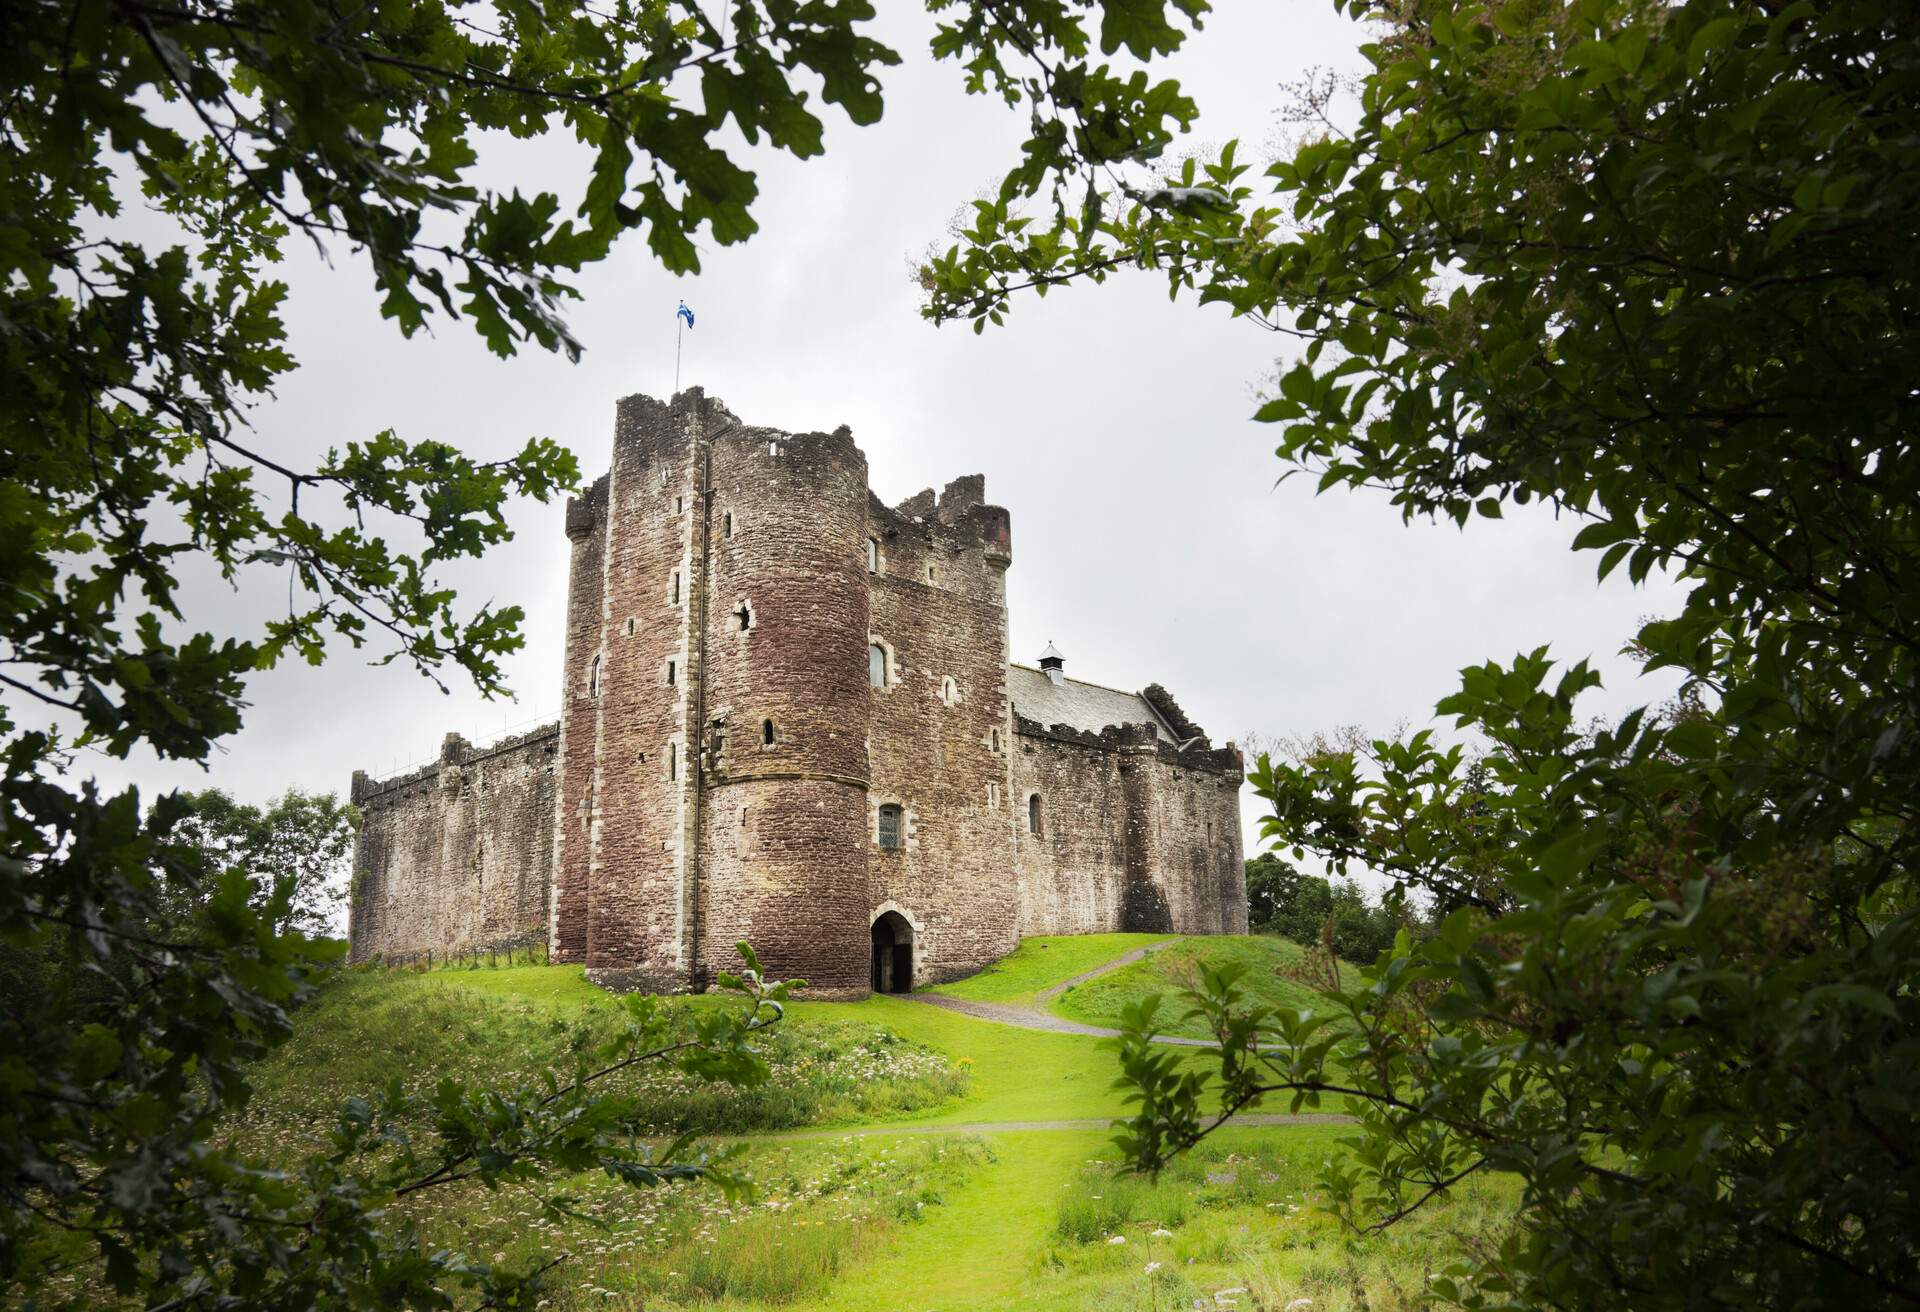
<box><xmin>242</xmin><ymin>965</ymin><xmax>968</xmax><ymax>1144</ymax></box>
<box><xmin>230</xmin><ymin>943</ymin><xmax>1480</xmax><ymax>1312</ymax></box>
<box><xmin>1050</xmin><ymin>934</ymin><xmax>1353</xmax><ymax>1039</ymax></box>
<box><xmin>926</xmin><ymin>934</ymin><xmax>1174</xmax><ymax>1005</ymax></box>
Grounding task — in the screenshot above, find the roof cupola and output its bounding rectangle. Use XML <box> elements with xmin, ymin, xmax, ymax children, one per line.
<box><xmin>1038</xmin><ymin>642</ymin><xmax>1065</xmax><ymax>686</ymax></box>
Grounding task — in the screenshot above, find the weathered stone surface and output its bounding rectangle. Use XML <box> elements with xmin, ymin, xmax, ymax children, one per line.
<box><xmin>349</xmin><ymin>390</ymin><xmax>1247</xmax><ymax>988</ymax></box>
<box><xmin>348</xmin><ymin>727</ymin><xmax>557</xmax><ymax>962</ymax></box>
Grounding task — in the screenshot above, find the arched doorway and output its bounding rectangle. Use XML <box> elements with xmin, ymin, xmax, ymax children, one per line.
<box><xmin>870</xmin><ymin>911</ymin><xmax>913</xmax><ymax>994</ymax></box>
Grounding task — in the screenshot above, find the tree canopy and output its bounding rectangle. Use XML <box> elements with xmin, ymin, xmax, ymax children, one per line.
<box><xmin>922</xmin><ymin>0</ymin><xmax>1920</xmax><ymax>1304</ymax></box>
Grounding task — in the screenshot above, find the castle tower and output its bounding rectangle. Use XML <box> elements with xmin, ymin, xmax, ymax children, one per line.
<box><xmin>350</xmin><ymin>387</ymin><xmax>1246</xmax><ymax>978</ymax></box>
<box><xmin>694</xmin><ymin>420</ymin><xmax>875</xmax><ymax>996</ymax></box>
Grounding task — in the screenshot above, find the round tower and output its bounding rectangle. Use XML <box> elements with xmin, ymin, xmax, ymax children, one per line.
<box><xmin>694</xmin><ymin>422</ymin><xmax>874</xmax><ymax>997</ymax></box>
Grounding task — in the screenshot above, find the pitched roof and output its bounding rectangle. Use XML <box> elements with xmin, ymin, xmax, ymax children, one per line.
<box><xmin>1007</xmin><ymin>664</ymin><xmax>1177</xmax><ymax>743</ymax></box>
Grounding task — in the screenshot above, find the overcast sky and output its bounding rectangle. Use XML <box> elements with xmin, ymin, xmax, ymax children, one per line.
<box><xmin>68</xmin><ymin>3</ymin><xmax>1688</xmax><ymax>869</ymax></box>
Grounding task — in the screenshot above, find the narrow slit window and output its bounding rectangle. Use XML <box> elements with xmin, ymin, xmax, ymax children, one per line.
<box><xmin>588</xmin><ymin>653</ymin><xmax>601</xmax><ymax>698</ymax></box>
<box><xmin>868</xmin><ymin>643</ymin><xmax>886</xmax><ymax>689</ymax></box>
<box><xmin>1028</xmin><ymin>793</ymin><xmax>1043</xmax><ymax>837</ymax></box>
<box><xmin>867</xmin><ymin>538</ymin><xmax>879</xmax><ymax>573</ymax></box>
<box><xmin>666</xmin><ymin>742</ymin><xmax>677</xmax><ymax>781</ymax></box>
<box><xmin>675</xmin><ymin>495</ymin><xmax>684</xmax><ymax>514</ymax></box>
<box><xmin>990</xmin><ymin>728</ymin><xmax>1001</xmax><ymax>753</ymax></box>
<box><xmin>736</xmin><ymin>603</ymin><xmax>752</xmax><ymax>631</ymax></box>
<box><xmin>927</xmin><ymin>565</ymin><xmax>936</xmax><ymax>583</ymax></box>
<box><xmin>665</xmin><ymin>659</ymin><xmax>676</xmax><ymax>687</ymax></box>
<box><xmin>768</xmin><ymin>440</ymin><xmax>778</xmax><ymax>457</ymax></box>
<box><xmin>724</xmin><ymin>511</ymin><xmax>734</xmax><ymax>538</ymax></box>
<box><xmin>762</xmin><ymin>718</ymin><xmax>775</xmax><ymax>746</ymax></box>
<box><xmin>987</xmin><ymin>783</ymin><xmax>1000</xmax><ymax>809</ymax></box>
<box><xmin>940</xmin><ymin>676</ymin><xmax>957</xmax><ymax>706</ymax></box>
<box><xmin>671</xmin><ymin>571</ymin><xmax>681</xmax><ymax>604</ymax></box>
<box><xmin>877</xmin><ymin>804</ymin><xmax>903</xmax><ymax>850</ymax></box>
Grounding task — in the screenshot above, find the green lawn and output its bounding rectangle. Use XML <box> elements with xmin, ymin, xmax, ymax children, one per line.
<box><xmin>185</xmin><ymin>939</ymin><xmax>1492</xmax><ymax>1312</ymax></box>
<box><xmin>926</xmin><ymin>934</ymin><xmax>1174</xmax><ymax>1005</ymax></box>
<box><xmin>1049</xmin><ymin>934</ymin><xmax>1354</xmax><ymax>1039</ymax></box>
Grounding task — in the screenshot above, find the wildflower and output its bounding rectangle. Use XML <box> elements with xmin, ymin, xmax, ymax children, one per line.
<box><xmin>1146</xmin><ymin>1261</ymin><xmax>1163</xmax><ymax>1275</ymax></box>
<box><xmin>1151</xmin><ymin>1228</ymin><xmax>1174</xmax><ymax>1238</ymax></box>
<box><xmin>1285</xmin><ymin>1300</ymin><xmax>1313</xmax><ymax>1311</ymax></box>
<box><xmin>1108</xmin><ymin>1234</ymin><xmax>1128</xmax><ymax>1245</ymax></box>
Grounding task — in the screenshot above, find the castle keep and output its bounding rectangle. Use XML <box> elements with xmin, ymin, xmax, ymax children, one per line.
<box><xmin>349</xmin><ymin>390</ymin><xmax>1247</xmax><ymax>996</ymax></box>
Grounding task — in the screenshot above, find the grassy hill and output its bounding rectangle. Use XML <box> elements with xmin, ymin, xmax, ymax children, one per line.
<box><xmin>86</xmin><ymin>940</ymin><xmax>1505</xmax><ymax>1312</ymax></box>
<box><xmin>925</xmin><ymin>933</ymin><xmax>1173</xmax><ymax>1005</ymax></box>
<box><xmin>1048</xmin><ymin>934</ymin><xmax>1356</xmax><ymax>1039</ymax></box>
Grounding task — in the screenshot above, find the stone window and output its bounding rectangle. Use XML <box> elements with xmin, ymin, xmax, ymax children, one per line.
<box><xmin>623</xmin><ymin>617</ymin><xmax>636</xmax><ymax>637</ymax></box>
<box><xmin>675</xmin><ymin>495</ymin><xmax>684</xmax><ymax>515</ymax></box>
<box><xmin>665</xmin><ymin>658</ymin><xmax>676</xmax><ymax>687</ymax></box>
<box><xmin>877</xmin><ymin>804</ymin><xmax>903</xmax><ymax>850</ymax></box>
<box><xmin>866</xmin><ymin>538</ymin><xmax>879</xmax><ymax>573</ymax></box>
<box><xmin>666</xmin><ymin>741</ymin><xmax>677</xmax><ymax>781</ymax></box>
<box><xmin>670</xmin><ymin>571</ymin><xmax>681</xmax><ymax>604</ymax></box>
<box><xmin>768</xmin><ymin>440</ymin><xmax>779</xmax><ymax>457</ymax></box>
<box><xmin>987</xmin><ymin>782</ymin><xmax>1000</xmax><ymax>809</ymax></box>
<box><xmin>724</xmin><ymin>510</ymin><xmax>735</xmax><ymax>538</ymax></box>
<box><xmin>1028</xmin><ymin>793</ymin><xmax>1043</xmax><ymax>837</ymax></box>
<box><xmin>762</xmin><ymin>718</ymin><xmax>776</xmax><ymax>746</ymax></box>
<box><xmin>927</xmin><ymin>564</ymin><xmax>936</xmax><ymax>583</ymax></box>
<box><xmin>588</xmin><ymin>653</ymin><xmax>601</xmax><ymax>698</ymax></box>
<box><xmin>940</xmin><ymin>675</ymin><xmax>957</xmax><ymax>707</ymax></box>
<box><xmin>735</xmin><ymin>602</ymin><xmax>753</xmax><ymax>631</ymax></box>
<box><xmin>990</xmin><ymin>728</ymin><xmax>1002</xmax><ymax>753</ymax></box>
<box><xmin>868</xmin><ymin>642</ymin><xmax>887</xmax><ymax>689</ymax></box>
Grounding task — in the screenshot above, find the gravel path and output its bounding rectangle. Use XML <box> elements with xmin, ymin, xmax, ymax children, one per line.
<box><xmin>1033</xmin><ymin>937</ymin><xmax>1176</xmax><ymax>1002</ymax></box>
<box><xmin>909</xmin><ymin>992</ymin><xmax>1216</xmax><ymax>1046</ymax></box>
<box><xmin>775</xmin><ymin>1112</ymin><xmax>1346</xmax><ymax>1141</ymax></box>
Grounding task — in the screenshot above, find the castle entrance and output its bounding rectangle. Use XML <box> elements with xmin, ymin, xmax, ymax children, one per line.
<box><xmin>870</xmin><ymin>911</ymin><xmax>914</xmax><ymax>994</ymax></box>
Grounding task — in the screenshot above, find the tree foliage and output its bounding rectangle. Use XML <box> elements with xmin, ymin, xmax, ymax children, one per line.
<box><xmin>167</xmin><ymin>788</ymin><xmax>357</xmax><ymax>937</ymax></box>
<box><xmin>1243</xmin><ymin>852</ymin><xmax>1424</xmax><ymax>961</ymax></box>
<box><xmin>1</xmin><ymin>0</ymin><xmax>1215</xmax><ymax>1303</ymax></box>
<box><xmin>924</xmin><ymin>0</ymin><xmax>1920</xmax><ymax>1305</ymax></box>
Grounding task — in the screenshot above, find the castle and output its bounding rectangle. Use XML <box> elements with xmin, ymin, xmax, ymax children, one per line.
<box><xmin>348</xmin><ymin>390</ymin><xmax>1247</xmax><ymax>997</ymax></box>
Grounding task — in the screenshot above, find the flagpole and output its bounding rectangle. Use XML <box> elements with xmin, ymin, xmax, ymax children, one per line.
<box><xmin>674</xmin><ymin>314</ymin><xmax>683</xmax><ymax>395</ymax></box>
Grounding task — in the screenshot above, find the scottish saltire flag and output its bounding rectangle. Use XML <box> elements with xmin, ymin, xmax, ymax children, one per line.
<box><xmin>676</xmin><ymin>301</ymin><xmax>695</xmax><ymax>329</ymax></box>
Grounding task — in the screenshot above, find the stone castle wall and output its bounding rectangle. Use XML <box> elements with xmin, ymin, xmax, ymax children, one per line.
<box><xmin>348</xmin><ymin>726</ymin><xmax>557</xmax><ymax>962</ymax></box>
<box><xmin>349</xmin><ymin>388</ymin><xmax>1246</xmax><ymax>989</ymax></box>
<box><xmin>865</xmin><ymin>481</ymin><xmax>1021</xmax><ymax>984</ymax></box>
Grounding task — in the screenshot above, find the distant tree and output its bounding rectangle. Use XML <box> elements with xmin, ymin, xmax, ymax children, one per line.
<box><xmin>169</xmin><ymin>789</ymin><xmax>356</xmax><ymax>938</ymax></box>
<box><xmin>1246</xmin><ymin>852</ymin><xmax>1421</xmax><ymax>960</ymax></box>
<box><xmin>930</xmin><ymin>0</ymin><xmax>1920</xmax><ymax>1305</ymax></box>
<box><xmin>0</xmin><ymin>1</ymin><xmax>1212</xmax><ymax>1304</ymax></box>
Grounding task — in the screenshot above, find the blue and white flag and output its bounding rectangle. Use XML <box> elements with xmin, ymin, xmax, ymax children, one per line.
<box><xmin>676</xmin><ymin>301</ymin><xmax>695</xmax><ymax>330</ymax></box>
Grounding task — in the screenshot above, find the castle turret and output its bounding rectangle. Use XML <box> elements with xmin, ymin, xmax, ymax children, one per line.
<box><xmin>696</xmin><ymin>422</ymin><xmax>875</xmax><ymax>995</ymax></box>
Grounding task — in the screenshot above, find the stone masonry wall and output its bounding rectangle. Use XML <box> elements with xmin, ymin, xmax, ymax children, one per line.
<box><xmin>1010</xmin><ymin>727</ymin><xmax>1132</xmax><ymax>935</ymax></box>
<box><xmin>865</xmin><ymin>481</ymin><xmax>1020</xmax><ymax>986</ymax></box>
<box><xmin>697</xmin><ymin>422</ymin><xmax>874</xmax><ymax>997</ymax></box>
<box><xmin>551</xmin><ymin>474</ymin><xmax>607</xmax><ymax>962</ymax></box>
<box><xmin>577</xmin><ymin>393</ymin><xmax>707</xmax><ymax>989</ymax></box>
<box><xmin>1011</xmin><ymin>720</ymin><xmax>1245</xmax><ymax>936</ymax></box>
<box><xmin>349</xmin><ymin>725</ymin><xmax>558</xmax><ymax>962</ymax></box>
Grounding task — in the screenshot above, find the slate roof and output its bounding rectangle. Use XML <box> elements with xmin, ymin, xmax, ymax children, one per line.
<box><xmin>1006</xmin><ymin>664</ymin><xmax>1177</xmax><ymax>743</ymax></box>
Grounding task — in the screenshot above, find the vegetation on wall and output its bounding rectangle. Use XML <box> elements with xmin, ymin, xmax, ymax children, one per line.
<box><xmin>926</xmin><ymin>0</ymin><xmax>1920</xmax><ymax>1305</ymax></box>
